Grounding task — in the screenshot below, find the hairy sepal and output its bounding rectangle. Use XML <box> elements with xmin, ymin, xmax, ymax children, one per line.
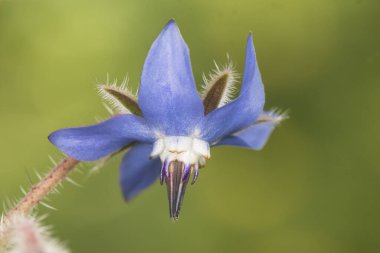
<box><xmin>202</xmin><ymin>60</ymin><xmax>238</xmax><ymax>115</ymax></box>
<box><xmin>98</xmin><ymin>78</ymin><xmax>142</xmax><ymax>116</ymax></box>
<box><xmin>255</xmin><ymin>108</ymin><xmax>289</xmax><ymax>125</ymax></box>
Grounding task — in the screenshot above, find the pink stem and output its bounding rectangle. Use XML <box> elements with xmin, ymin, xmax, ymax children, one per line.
<box><xmin>6</xmin><ymin>157</ymin><xmax>79</xmax><ymax>218</ymax></box>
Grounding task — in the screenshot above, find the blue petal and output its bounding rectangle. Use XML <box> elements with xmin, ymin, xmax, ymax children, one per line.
<box><xmin>120</xmin><ymin>143</ymin><xmax>161</xmax><ymax>201</ymax></box>
<box><xmin>199</xmin><ymin>34</ymin><xmax>265</xmax><ymax>143</ymax></box>
<box><xmin>138</xmin><ymin>20</ymin><xmax>204</xmax><ymax>136</ymax></box>
<box><xmin>215</xmin><ymin>119</ymin><xmax>277</xmax><ymax>150</ymax></box>
<box><xmin>48</xmin><ymin>115</ymin><xmax>154</xmax><ymax>161</ymax></box>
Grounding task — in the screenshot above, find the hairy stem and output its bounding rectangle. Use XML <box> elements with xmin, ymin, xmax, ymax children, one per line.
<box><xmin>6</xmin><ymin>157</ymin><xmax>79</xmax><ymax>218</ymax></box>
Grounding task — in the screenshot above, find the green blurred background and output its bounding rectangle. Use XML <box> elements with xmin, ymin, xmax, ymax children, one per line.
<box><xmin>1</xmin><ymin>0</ymin><xmax>379</xmax><ymax>252</ymax></box>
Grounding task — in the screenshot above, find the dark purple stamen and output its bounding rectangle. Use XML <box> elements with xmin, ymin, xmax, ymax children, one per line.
<box><xmin>160</xmin><ymin>161</ymin><xmax>167</xmax><ymax>185</ymax></box>
<box><xmin>191</xmin><ymin>166</ymin><xmax>199</xmax><ymax>185</ymax></box>
<box><xmin>182</xmin><ymin>164</ymin><xmax>191</xmax><ymax>182</ymax></box>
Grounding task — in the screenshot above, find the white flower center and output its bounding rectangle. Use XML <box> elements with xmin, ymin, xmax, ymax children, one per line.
<box><xmin>150</xmin><ymin>136</ymin><xmax>210</xmax><ymax>166</ymax></box>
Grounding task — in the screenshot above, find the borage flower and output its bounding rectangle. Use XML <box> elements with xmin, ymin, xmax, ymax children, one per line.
<box><xmin>49</xmin><ymin>20</ymin><xmax>286</xmax><ymax>220</ymax></box>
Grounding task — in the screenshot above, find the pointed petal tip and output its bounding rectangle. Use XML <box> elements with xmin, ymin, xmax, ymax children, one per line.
<box><xmin>163</xmin><ymin>18</ymin><xmax>179</xmax><ymax>32</ymax></box>
<box><xmin>48</xmin><ymin>129</ymin><xmax>60</xmax><ymax>143</ymax></box>
<box><xmin>244</xmin><ymin>32</ymin><xmax>258</xmax><ymax>67</ymax></box>
<box><xmin>47</xmin><ymin>131</ymin><xmax>74</xmax><ymax>159</ymax></box>
<box><xmin>122</xmin><ymin>187</ymin><xmax>140</xmax><ymax>202</ymax></box>
<box><xmin>246</xmin><ymin>32</ymin><xmax>254</xmax><ymax>48</ymax></box>
<box><xmin>123</xmin><ymin>192</ymin><xmax>141</xmax><ymax>203</ymax></box>
<box><xmin>47</xmin><ymin>132</ymin><xmax>55</xmax><ymax>143</ymax></box>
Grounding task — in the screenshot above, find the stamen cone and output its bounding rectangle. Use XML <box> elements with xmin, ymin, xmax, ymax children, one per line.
<box><xmin>164</xmin><ymin>161</ymin><xmax>191</xmax><ymax>220</ymax></box>
<box><xmin>151</xmin><ymin>136</ymin><xmax>210</xmax><ymax>220</ymax></box>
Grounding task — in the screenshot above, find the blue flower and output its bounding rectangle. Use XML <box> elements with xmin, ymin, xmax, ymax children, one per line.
<box><xmin>49</xmin><ymin>20</ymin><xmax>285</xmax><ymax>220</ymax></box>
